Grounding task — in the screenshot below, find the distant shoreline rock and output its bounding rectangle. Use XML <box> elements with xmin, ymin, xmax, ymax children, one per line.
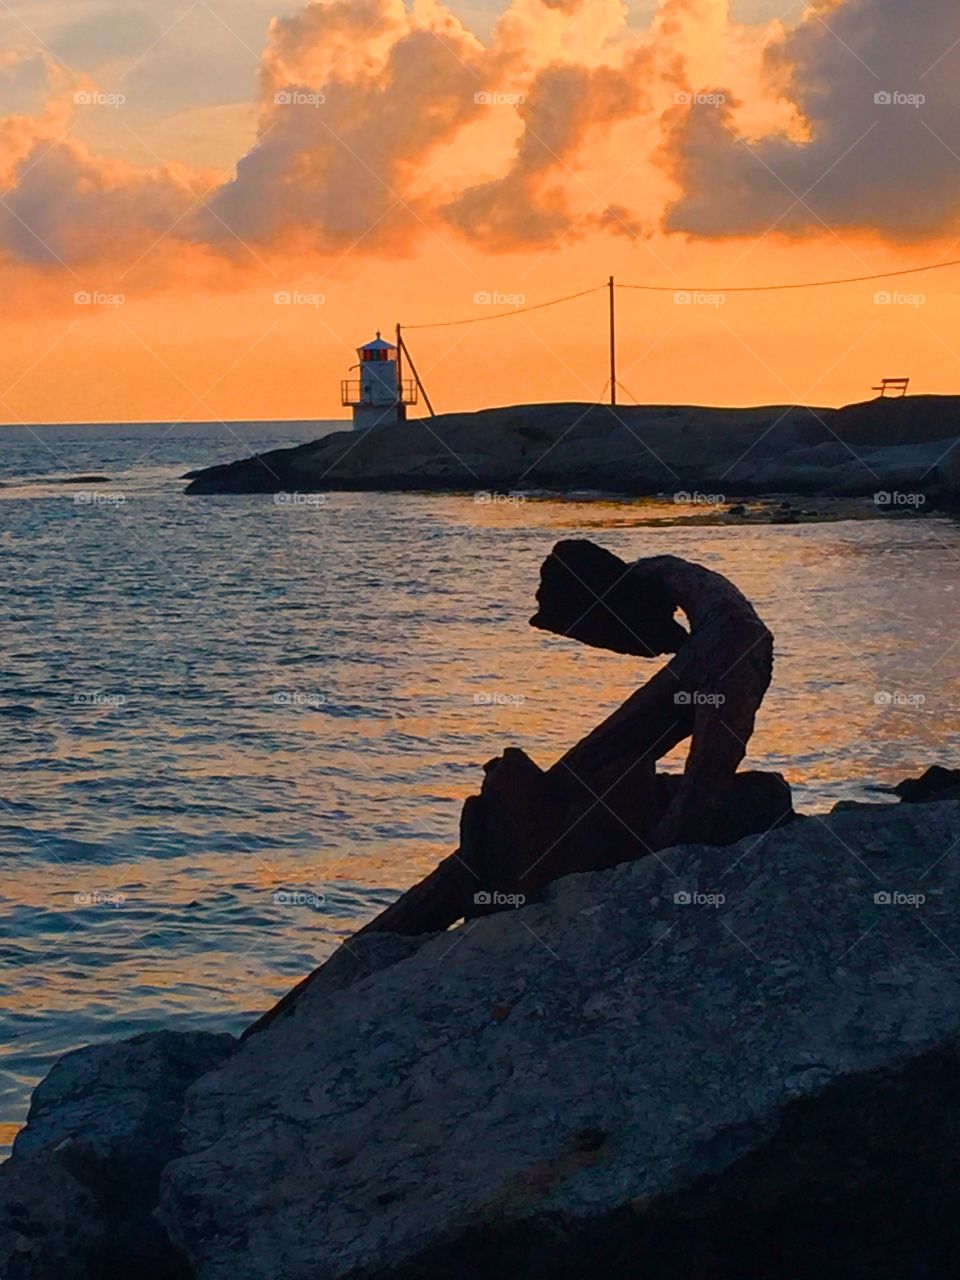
<box><xmin>182</xmin><ymin>395</ymin><xmax>960</xmax><ymax>509</ymax></box>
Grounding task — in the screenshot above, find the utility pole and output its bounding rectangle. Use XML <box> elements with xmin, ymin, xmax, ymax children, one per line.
<box><xmin>608</xmin><ymin>275</ymin><xmax>617</xmax><ymax>407</ymax></box>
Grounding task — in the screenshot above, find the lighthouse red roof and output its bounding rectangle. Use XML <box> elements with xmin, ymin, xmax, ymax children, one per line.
<box><xmin>358</xmin><ymin>331</ymin><xmax>396</xmax><ymax>352</ymax></box>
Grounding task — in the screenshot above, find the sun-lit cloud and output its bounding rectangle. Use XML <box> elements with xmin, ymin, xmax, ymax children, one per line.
<box><xmin>442</xmin><ymin>54</ymin><xmax>655</xmax><ymax>248</ymax></box>
<box><xmin>205</xmin><ymin>0</ymin><xmax>495</xmax><ymax>253</ymax></box>
<box><xmin>664</xmin><ymin>0</ymin><xmax>960</xmax><ymax>240</ymax></box>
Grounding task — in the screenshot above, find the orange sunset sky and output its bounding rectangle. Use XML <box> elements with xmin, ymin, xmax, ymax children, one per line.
<box><xmin>1</xmin><ymin>0</ymin><xmax>959</xmax><ymax>424</ymax></box>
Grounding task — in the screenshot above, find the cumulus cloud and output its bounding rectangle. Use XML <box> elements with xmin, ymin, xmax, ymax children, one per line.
<box><xmin>0</xmin><ymin>52</ymin><xmax>74</xmax><ymax>186</ymax></box>
<box><xmin>0</xmin><ymin>140</ymin><xmax>205</xmax><ymax>268</ymax></box>
<box><xmin>664</xmin><ymin>0</ymin><xmax>960</xmax><ymax>239</ymax></box>
<box><xmin>0</xmin><ymin>52</ymin><xmax>208</xmax><ymax>268</ymax></box>
<box><xmin>442</xmin><ymin>54</ymin><xmax>654</xmax><ymax>249</ymax></box>
<box><xmin>206</xmin><ymin>0</ymin><xmax>658</xmax><ymax>252</ymax></box>
<box><xmin>205</xmin><ymin>0</ymin><xmax>497</xmax><ymax>252</ymax></box>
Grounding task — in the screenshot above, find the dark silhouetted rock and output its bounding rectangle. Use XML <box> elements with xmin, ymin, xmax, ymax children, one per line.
<box><xmin>893</xmin><ymin>765</ymin><xmax>960</xmax><ymax>804</ymax></box>
<box><xmin>0</xmin><ymin>1157</ymin><xmax>105</xmax><ymax>1280</ymax></box>
<box><xmin>2</xmin><ymin>1030</ymin><xmax>234</xmax><ymax>1280</ymax></box>
<box><xmin>14</xmin><ymin>1029</ymin><xmax>235</xmax><ymax>1170</ymax></box>
<box><xmin>654</xmin><ymin>769</ymin><xmax>795</xmax><ymax>845</ymax></box>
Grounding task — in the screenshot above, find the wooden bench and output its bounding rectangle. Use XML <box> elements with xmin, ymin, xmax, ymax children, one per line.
<box><xmin>872</xmin><ymin>377</ymin><xmax>910</xmax><ymax>398</ymax></box>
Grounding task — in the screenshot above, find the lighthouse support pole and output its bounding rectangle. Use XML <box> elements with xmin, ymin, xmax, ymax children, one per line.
<box><xmin>608</xmin><ymin>275</ymin><xmax>617</xmax><ymax>408</ymax></box>
<box><xmin>395</xmin><ymin>322</ymin><xmax>404</xmax><ymax>405</ymax></box>
<box><xmin>397</xmin><ymin>327</ymin><xmax>436</xmax><ymax>417</ymax></box>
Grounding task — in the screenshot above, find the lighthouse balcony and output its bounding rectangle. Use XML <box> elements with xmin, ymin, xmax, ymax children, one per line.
<box><xmin>340</xmin><ymin>379</ymin><xmax>418</xmax><ymax>408</ymax></box>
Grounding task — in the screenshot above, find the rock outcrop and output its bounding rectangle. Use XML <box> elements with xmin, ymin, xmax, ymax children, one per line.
<box><xmin>893</xmin><ymin>764</ymin><xmax>960</xmax><ymax>804</ymax></box>
<box><xmin>0</xmin><ymin>1158</ymin><xmax>105</xmax><ymax>1280</ymax></box>
<box><xmin>147</xmin><ymin>800</ymin><xmax>960</xmax><ymax>1280</ymax></box>
<box><xmin>182</xmin><ymin>394</ymin><xmax>960</xmax><ymax>503</ymax></box>
<box><xmin>1</xmin><ymin>1031</ymin><xmax>234</xmax><ymax>1280</ymax></box>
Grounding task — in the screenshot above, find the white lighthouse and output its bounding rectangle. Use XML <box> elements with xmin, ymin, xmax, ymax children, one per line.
<box><xmin>341</xmin><ymin>331</ymin><xmax>416</xmax><ymax>432</ymax></box>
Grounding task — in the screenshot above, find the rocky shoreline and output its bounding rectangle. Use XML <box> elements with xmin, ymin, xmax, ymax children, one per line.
<box><xmin>4</xmin><ymin>787</ymin><xmax>960</xmax><ymax>1279</ymax></box>
<box><xmin>183</xmin><ymin>394</ymin><xmax>960</xmax><ymax>507</ymax></box>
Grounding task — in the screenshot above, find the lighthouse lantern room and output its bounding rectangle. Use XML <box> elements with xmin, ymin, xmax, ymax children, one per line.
<box><xmin>341</xmin><ymin>331</ymin><xmax>417</xmax><ymax>432</ymax></box>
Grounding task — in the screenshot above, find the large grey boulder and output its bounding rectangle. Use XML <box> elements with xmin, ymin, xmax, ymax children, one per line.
<box><xmin>2</xmin><ymin>1030</ymin><xmax>234</xmax><ymax>1280</ymax></box>
<box><xmin>0</xmin><ymin>937</ymin><xmax>442</xmax><ymax>1280</ymax></box>
<box><xmin>14</xmin><ymin>1029</ymin><xmax>235</xmax><ymax>1167</ymax></box>
<box><xmin>244</xmin><ymin>929</ymin><xmax>442</xmax><ymax>1038</ymax></box>
<box><xmin>159</xmin><ymin>801</ymin><xmax>960</xmax><ymax>1279</ymax></box>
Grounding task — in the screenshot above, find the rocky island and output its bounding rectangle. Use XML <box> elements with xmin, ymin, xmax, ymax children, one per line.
<box><xmin>184</xmin><ymin>394</ymin><xmax>960</xmax><ymax>504</ymax></box>
<box><xmin>4</xmin><ymin>542</ymin><xmax>960</xmax><ymax>1279</ymax></box>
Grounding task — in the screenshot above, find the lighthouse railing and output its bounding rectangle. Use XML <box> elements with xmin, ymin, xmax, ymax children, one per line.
<box><xmin>340</xmin><ymin>379</ymin><xmax>418</xmax><ymax>408</ymax></box>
